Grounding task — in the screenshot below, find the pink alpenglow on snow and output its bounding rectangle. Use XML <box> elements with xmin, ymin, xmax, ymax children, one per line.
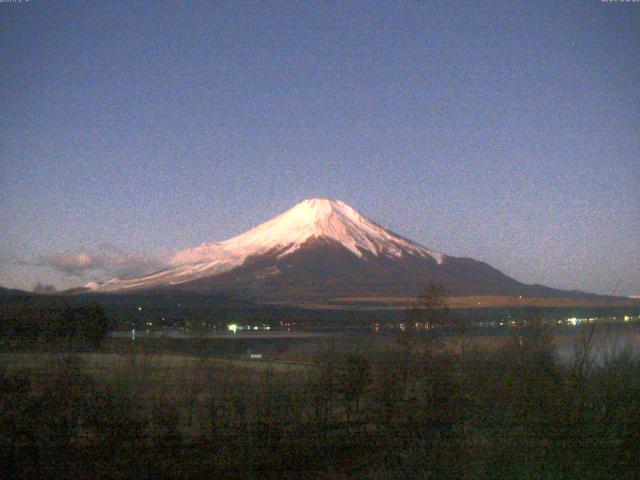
<box><xmin>84</xmin><ymin>199</ymin><xmax>445</xmax><ymax>292</ymax></box>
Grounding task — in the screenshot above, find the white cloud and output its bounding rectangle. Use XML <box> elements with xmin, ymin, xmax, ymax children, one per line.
<box><xmin>41</xmin><ymin>243</ymin><xmax>168</xmax><ymax>279</ymax></box>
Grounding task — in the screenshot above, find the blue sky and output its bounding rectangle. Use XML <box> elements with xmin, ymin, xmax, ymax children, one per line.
<box><xmin>1</xmin><ymin>1</ymin><xmax>638</xmax><ymax>295</ymax></box>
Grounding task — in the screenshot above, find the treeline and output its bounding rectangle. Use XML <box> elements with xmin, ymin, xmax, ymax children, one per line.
<box><xmin>41</xmin><ymin>290</ymin><xmax>640</xmax><ymax>332</ymax></box>
<box><xmin>1</xmin><ymin>320</ymin><xmax>639</xmax><ymax>478</ymax></box>
<box><xmin>85</xmin><ymin>290</ymin><xmax>409</xmax><ymax>330</ymax></box>
<box><xmin>0</xmin><ymin>297</ymin><xmax>109</xmax><ymax>349</ymax></box>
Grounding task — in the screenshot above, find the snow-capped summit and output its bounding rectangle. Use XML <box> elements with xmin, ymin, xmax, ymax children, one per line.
<box><xmin>170</xmin><ymin>198</ymin><xmax>445</xmax><ymax>266</ymax></box>
<box><xmin>85</xmin><ymin>198</ymin><xmax>445</xmax><ymax>293</ymax></box>
<box><xmin>84</xmin><ymin>198</ymin><xmax>568</xmax><ymax>301</ymax></box>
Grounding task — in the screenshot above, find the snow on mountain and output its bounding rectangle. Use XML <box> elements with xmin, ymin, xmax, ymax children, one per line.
<box><xmin>172</xmin><ymin>198</ymin><xmax>444</xmax><ymax>265</ymax></box>
<box><xmin>85</xmin><ymin>198</ymin><xmax>445</xmax><ymax>292</ymax></box>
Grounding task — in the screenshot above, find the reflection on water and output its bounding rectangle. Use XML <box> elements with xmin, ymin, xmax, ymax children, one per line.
<box><xmin>554</xmin><ymin>326</ymin><xmax>640</xmax><ymax>365</ymax></box>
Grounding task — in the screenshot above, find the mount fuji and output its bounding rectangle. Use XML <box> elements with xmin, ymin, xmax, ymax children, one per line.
<box><xmin>81</xmin><ymin>198</ymin><xmax>581</xmax><ymax>302</ymax></box>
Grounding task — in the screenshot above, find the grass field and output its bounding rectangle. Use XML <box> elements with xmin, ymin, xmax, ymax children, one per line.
<box><xmin>2</xmin><ymin>322</ymin><xmax>640</xmax><ymax>478</ymax></box>
<box><xmin>0</xmin><ymin>351</ymin><xmax>312</xmax><ymax>373</ymax></box>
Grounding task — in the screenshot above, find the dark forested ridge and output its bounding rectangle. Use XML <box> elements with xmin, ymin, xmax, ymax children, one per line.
<box><xmin>1</xmin><ymin>286</ymin><xmax>638</xmax><ymax>335</ymax></box>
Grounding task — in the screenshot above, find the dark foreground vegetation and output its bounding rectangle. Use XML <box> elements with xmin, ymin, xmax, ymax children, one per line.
<box><xmin>0</xmin><ymin>296</ymin><xmax>109</xmax><ymax>350</ymax></box>
<box><xmin>1</xmin><ymin>314</ymin><xmax>639</xmax><ymax>479</ymax></box>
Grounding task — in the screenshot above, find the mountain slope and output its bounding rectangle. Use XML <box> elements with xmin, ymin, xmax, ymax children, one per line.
<box><xmin>82</xmin><ymin>198</ymin><xmax>588</xmax><ymax>301</ymax></box>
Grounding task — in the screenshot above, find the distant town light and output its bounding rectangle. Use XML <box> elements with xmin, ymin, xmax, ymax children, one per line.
<box><xmin>228</xmin><ymin>324</ymin><xmax>238</xmax><ymax>334</ymax></box>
